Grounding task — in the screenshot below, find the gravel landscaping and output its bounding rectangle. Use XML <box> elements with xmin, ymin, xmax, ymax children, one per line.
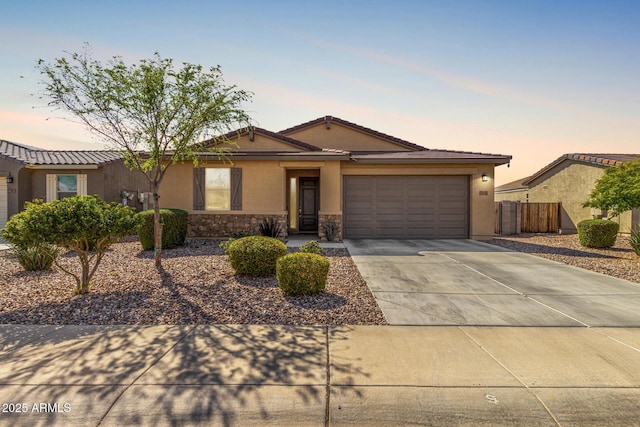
<box><xmin>488</xmin><ymin>233</ymin><xmax>640</xmax><ymax>284</ymax></box>
<box><xmin>0</xmin><ymin>238</ymin><xmax>387</xmax><ymax>325</ymax></box>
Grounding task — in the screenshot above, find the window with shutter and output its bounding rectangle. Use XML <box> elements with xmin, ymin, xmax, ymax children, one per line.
<box><xmin>193</xmin><ymin>167</ymin><xmax>242</xmax><ymax>211</ymax></box>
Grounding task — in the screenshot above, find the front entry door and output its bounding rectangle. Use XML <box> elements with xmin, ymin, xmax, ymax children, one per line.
<box><xmin>299</xmin><ymin>177</ymin><xmax>319</xmax><ymax>232</ymax></box>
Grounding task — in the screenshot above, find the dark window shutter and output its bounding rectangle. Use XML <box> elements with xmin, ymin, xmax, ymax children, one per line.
<box><xmin>193</xmin><ymin>167</ymin><xmax>205</xmax><ymax>210</ymax></box>
<box><xmin>231</xmin><ymin>168</ymin><xmax>242</xmax><ymax>211</ymax></box>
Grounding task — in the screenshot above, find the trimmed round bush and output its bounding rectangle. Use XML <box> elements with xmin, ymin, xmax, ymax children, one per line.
<box><xmin>276</xmin><ymin>252</ymin><xmax>329</xmax><ymax>296</ymax></box>
<box><xmin>227</xmin><ymin>236</ymin><xmax>287</xmax><ymax>277</ymax></box>
<box><xmin>577</xmin><ymin>219</ymin><xmax>619</xmax><ymax>248</ymax></box>
<box><xmin>137</xmin><ymin>208</ymin><xmax>188</xmax><ymax>251</ymax></box>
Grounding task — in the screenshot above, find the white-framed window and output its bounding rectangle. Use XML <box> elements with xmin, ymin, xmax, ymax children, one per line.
<box><xmin>46</xmin><ymin>174</ymin><xmax>87</xmax><ymax>201</ymax></box>
<box><xmin>205</xmin><ymin>168</ymin><xmax>231</xmax><ymax>210</ymax></box>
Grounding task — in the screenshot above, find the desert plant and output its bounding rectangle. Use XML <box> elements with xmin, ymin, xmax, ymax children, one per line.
<box><xmin>11</xmin><ymin>243</ymin><xmax>60</xmax><ymax>271</ymax></box>
<box><xmin>299</xmin><ymin>240</ymin><xmax>322</xmax><ymax>255</ymax></box>
<box><xmin>322</xmin><ymin>216</ymin><xmax>339</xmax><ymax>242</ymax></box>
<box><xmin>276</xmin><ymin>252</ymin><xmax>329</xmax><ymax>296</ymax></box>
<box><xmin>630</xmin><ymin>227</ymin><xmax>640</xmax><ymax>256</ymax></box>
<box><xmin>577</xmin><ymin>219</ymin><xmax>619</xmax><ymax>248</ymax></box>
<box><xmin>227</xmin><ymin>235</ymin><xmax>287</xmax><ymax>276</ymax></box>
<box><xmin>2</xmin><ymin>196</ymin><xmax>140</xmax><ymax>294</ymax></box>
<box><xmin>137</xmin><ymin>208</ymin><xmax>188</xmax><ymax>251</ymax></box>
<box><xmin>259</xmin><ymin>217</ymin><xmax>282</xmax><ymax>238</ymax></box>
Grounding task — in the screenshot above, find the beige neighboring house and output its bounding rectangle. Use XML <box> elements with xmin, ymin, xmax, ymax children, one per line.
<box><xmin>0</xmin><ymin>140</ymin><xmax>150</xmax><ymax>231</ymax></box>
<box><xmin>495</xmin><ymin>153</ymin><xmax>640</xmax><ymax>234</ymax></box>
<box><xmin>159</xmin><ymin>116</ymin><xmax>511</xmax><ymax>240</ymax></box>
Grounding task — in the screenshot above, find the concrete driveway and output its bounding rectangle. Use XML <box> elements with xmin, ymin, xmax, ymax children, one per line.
<box><xmin>344</xmin><ymin>239</ymin><xmax>640</xmax><ymax>326</ymax></box>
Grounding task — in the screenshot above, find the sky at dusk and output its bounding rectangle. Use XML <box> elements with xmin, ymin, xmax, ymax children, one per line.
<box><xmin>1</xmin><ymin>0</ymin><xmax>638</xmax><ymax>185</ymax></box>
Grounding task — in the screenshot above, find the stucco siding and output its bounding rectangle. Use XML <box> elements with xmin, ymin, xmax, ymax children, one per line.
<box><xmin>0</xmin><ymin>177</ymin><xmax>7</xmax><ymax>230</ymax></box>
<box><xmin>233</xmin><ymin>133</ymin><xmax>304</xmax><ymax>152</ymax></box>
<box><xmin>286</xmin><ymin>122</ymin><xmax>413</xmax><ymax>152</ymax></box>
<box><xmin>160</xmin><ymin>160</ymin><xmax>287</xmax><ymax>213</ymax></box>
<box><xmin>495</xmin><ymin>162</ymin><xmax>636</xmax><ymax>233</ymax></box>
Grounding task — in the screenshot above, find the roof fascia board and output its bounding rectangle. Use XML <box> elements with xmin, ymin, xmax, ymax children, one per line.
<box><xmin>26</xmin><ymin>164</ymin><xmax>99</xmax><ymax>170</ymax></box>
<box><xmin>350</xmin><ymin>158</ymin><xmax>511</xmax><ymax>165</ymax></box>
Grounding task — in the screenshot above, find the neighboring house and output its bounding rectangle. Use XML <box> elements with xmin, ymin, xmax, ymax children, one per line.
<box><xmin>495</xmin><ymin>153</ymin><xmax>640</xmax><ymax>233</ymax></box>
<box><xmin>0</xmin><ymin>140</ymin><xmax>150</xmax><ymax>230</ymax></box>
<box><xmin>159</xmin><ymin>116</ymin><xmax>511</xmax><ymax>240</ymax></box>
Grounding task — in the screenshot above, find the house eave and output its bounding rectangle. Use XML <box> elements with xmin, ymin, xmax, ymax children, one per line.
<box><xmin>25</xmin><ymin>164</ymin><xmax>100</xmax><ymax>170</ymax></box>
<box><xmin>194</xmin><ymin>152</ymin><xmax>351</xmax><ymax>161</ymax></box>
<box><xmin>350</xmin><ymin>157</ymin><xmax>511</xmax><ymax>165</ymax></box>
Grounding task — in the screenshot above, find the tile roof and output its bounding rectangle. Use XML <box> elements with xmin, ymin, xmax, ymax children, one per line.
<box><xmin>495</xmin><ymin>153</ymin><xmax>640</xmax><ymax>192</ymax></box>
<box><xmin>351</xmin><ymin>149</ymin><xmax>511</xmax><ymax>164</ymax></box>
<box><xmin>494</xmin><ymin>177</ymin><xmax>530</xmax><ymax>192</ymax></box>
<box><xmin>205</xmin><ymin>127</ymin><xmax>323</xmax><ymax>151</ymax></box>
<box><xmin>523</xmin><ymin>153</ymin><xmax>640</xmax><ymax>186</ymax></box>
<box><xmin>279</xmin><ymin>116</ymin><xmax>428</xmax><ymax>151</ymax></box>
<box><xmin>0</xmin><ymin>139</ymin><xmax>122</xmax><ymax>166</ymax></box>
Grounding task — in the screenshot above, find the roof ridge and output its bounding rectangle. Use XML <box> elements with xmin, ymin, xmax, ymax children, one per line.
<box><xmin>279</xmin><ymin>115</ymin><xmax>428</xmax><ymax>151</ymax></box>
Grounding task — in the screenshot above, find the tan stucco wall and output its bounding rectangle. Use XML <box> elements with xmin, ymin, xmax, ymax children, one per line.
<box><xmin>160</xmin><ymin>159</ymin><xmax>499</xmax><ymax>240</ymax></box>
<box><xmin>160</xmin><ymin>160</ymin><xmax>287</xmax><ymax>214</ymax></box>
<box><xmin>232</xmin><ymin>133</ymin><xmax>303</xmax><ymax>152</ymax></box>
<box><xmin>286</xmin><ymin>122</ymin><xmax>413</xmax><ymax>152</ymax></box>
<box><xmin>495</xmin><ymin>162</ymin><xmax>635</xmax><ymax>233</ymax></box>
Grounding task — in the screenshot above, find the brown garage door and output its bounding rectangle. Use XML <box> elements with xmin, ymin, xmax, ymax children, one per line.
<box><xmin>343</xmin><ymin>176</ymin><xmax>469</xmax><ymax>239</ymax></box>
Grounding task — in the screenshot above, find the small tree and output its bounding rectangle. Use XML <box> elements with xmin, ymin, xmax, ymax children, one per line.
<box><xmin>2</xmin><ymin>196</ymin><xmax>141</xmax><ymax>294</ymax></box>
<box><xmin>37</xmin><ymin>46</ymin><xmax>252</xmax><ymax>266</ymax></box>
<box><xmin>584</xmin><ymin>158</ymin><xmax>640</xmax><ymax>217</ymax></box>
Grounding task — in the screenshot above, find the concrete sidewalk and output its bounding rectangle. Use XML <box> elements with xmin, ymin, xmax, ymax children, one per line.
<box><xmin>1</xmin><ymin>324</ymin><xmax>640</xmax><ymax>426</ymax></box>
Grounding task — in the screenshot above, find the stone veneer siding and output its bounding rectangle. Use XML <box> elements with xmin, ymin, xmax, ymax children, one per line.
<box><xmin>189</xmin><ymin>214</ymin><xmax>288</xmax><ymax>238</ymax></box>
<box><xmin>318</xmin><ymin>214</ymin><xmax>343</xmax><ymax>242</ymax></box>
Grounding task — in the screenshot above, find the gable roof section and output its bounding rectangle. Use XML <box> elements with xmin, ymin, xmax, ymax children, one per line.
<box><xmin>495</xmin><ymin>176</ymin><xmax>530</xmax><ymax>193</ymax></box>
<box><xmin>205</xmin><ymin>127</ymin><xmax>322</xmax><ymax>152</ymax></box>
<box><xmin>279</xmin><ymin>116</ymin><xmax>427</xmax><ymax>152</ymax></box>
<box><xmin>0</xmin><ymin>139</ymin><xmax>122</xmax><ymax>166</ymax></box>
<box><xmin>523</xmin><ymin>153</ymin><xmax>640</xmax><ymax>186</ymax></box>
<box><xmin>496</xmin><ymin>153</ymin><xmax>640</xmax><ymax>193</ymax></box>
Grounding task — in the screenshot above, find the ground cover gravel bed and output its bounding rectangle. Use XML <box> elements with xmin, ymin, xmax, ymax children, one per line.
<box><xmin>488</xmin><ymin>233</ymin><xmax>640</xmax><ymax>284</ymax></box>
<box><xmin>0</xmin><ymin>238</ymin><xmax>387</xmax><ymax>325</ymax></box>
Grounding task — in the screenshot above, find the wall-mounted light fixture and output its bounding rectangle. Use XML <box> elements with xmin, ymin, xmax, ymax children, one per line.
<box><xmin>6</xmin><ymin>175</ymin><xmax>13</xmax><ymax>184</ymax></box>
<box><xmin>481</xmin><ymin>173</ymin><xmax>488</xmax><ymax>182</ymax></box>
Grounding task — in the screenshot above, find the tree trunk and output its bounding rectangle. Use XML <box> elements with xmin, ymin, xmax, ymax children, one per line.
<box><xmin>153</xmin><ymin>189</ymin><xmax>162</xmax><ymax>267</ymax></box>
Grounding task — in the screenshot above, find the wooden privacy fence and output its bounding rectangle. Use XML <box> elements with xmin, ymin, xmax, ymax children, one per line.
<box><xmin>495</xmin><ymin>201</ymin><xmax>562</xmax><ymax>235</ymax></box>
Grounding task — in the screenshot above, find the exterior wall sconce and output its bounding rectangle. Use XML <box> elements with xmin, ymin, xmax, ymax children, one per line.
<box><xmin>481</xmin><ymin>173</ymin><xmax>488</xmax><ymax>182</ymax></box>
<box><xmin>6</xmin><ymin>176</ymin><xmax>13</xmax><ymax>184</ymax></box>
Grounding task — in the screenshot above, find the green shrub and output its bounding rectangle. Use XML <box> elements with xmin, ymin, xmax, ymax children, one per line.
<box><xmin>276</xmin><ymin>252</ymin><xmax>329</xmax><ymax>296</ymax></box>
<box><xmin>577</xmin><ymin>219</ymin><xmax>619</xmax><ymax>248</ymax></box>
<box><xmin>1</xmin><ymin>196</ymin><xmax>139</xmax><ymax>294</ymax></box>
<box><xmin>12</xmin><ymin>243</ymin><xmax>60</xmax><ymax>271</ymax></box>
<box><xmin>219</xmin><ymin>232</ymin><xmax>253</xmax><ymax>254</ymax></box>
<box><xmin>631</xmin><ymin>227</ymin><xmax>640</xmax><ymax>256</ymax></box>
<box><xmin>137</xmin><ymin>208</ymin><xmax>188</xmax><ymax>250</ymax></box>
<box><xmin>299</xmin><ymin>240</ymin><xmax>322</xmax><ymax>255</ymax></box>
<box><xmin>227</xmin><ymin>236</ymin><xmax>287</xmax><ymax>276</ymax></box>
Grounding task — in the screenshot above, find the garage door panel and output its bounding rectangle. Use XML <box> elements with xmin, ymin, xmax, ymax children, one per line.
<box><xmin>343</xmin><ymin>175</ymin><xmax>468</xmax><ymax>239</ymax></box>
